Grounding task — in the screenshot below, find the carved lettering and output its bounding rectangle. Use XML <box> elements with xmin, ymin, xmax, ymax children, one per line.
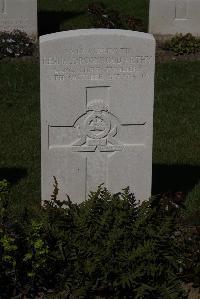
<box><xmin>64</xmin><ymin>47</ymin><xmax>131</xmax><ymax>56</ymax></box>
<box><xmin>43</xmin><ymin>54</ymin><xmax>152</xmax><ymax>66</ymax></box>
<box><xmin>42</xmin><ymin>48</ymin><xmax>152</xmax><ymax>81</ymax></box>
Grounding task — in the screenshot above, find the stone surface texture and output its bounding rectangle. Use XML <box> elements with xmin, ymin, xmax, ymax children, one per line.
<box><xmin>149</xmin><ymin>0</ymin><xmax>200</xmax><ymax>36</ymax></box>
<box><xmin>40</xmin><ymin>29</ymin><xmax>155</xmax><ymax>203</ymax></box>
<box><xmin>0</xmin><ymin>0</ymin><xmax>37</xmax><ymax>38</ymax></box>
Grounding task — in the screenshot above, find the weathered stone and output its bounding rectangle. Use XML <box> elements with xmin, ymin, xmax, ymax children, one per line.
<box><xmin>0</xmin><ymin>0</ymin><xmax>37</xmax><ymax>39</ymax></box>
<box><xmin>40</xmin><ymin>29</ymin><xmax>155</xmax><ymax>203</ymax></box>
<box><xmin>149</xmin><ymin>0</ymin><xmax>200</xmax><ymax>37</ymax></box>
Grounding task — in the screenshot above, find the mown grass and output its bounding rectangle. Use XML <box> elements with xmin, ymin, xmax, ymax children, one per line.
<box><xmin>0</xmin><ymin>59</ymin><xmax>40</xmax><ymax>208</ymax></box>
<box><xmin>0</xmin><ymin>59</ymin><xmax>199</xmax><ymax>209</ymax></box>
<box><xmin>153</xmin><ymin>62</ymin><xmax>200</xmax><ymax>204</ymax></box>
<box><xmin>154</xmin><ymin>61</ymin><xmax>199</xmax><ymax>166</ymax></box>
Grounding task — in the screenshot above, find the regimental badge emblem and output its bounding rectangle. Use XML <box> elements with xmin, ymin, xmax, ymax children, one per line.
<box><xmin>72</xmin><ymin>100</ymin><xmax>124</xmax><ymax>152</ymax></box>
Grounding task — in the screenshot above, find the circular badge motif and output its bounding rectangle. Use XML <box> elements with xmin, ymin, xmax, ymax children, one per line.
<box><xmin>85</xmin><ymin>112</ymin><xmax>111</xmax><ymax>139</ymax></box>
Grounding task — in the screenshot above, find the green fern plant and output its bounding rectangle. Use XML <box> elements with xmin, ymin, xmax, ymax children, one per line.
<box><xmin>0</xmin><ymin>181</ymin><xmax>189</xmax><ymax>298</ymax></box>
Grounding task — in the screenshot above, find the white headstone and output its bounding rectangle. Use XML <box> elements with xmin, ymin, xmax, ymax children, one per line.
<box><xmin>40</xmin><ymin>29</ymin><xmax>155</xmax><ymax>203</ymax></box>
<box><xmin>149</xmin><ymin>0</ymin><xmax>200</xmax><ymax>37</ymax></box>
<box><xmin>0</xmin><ymin>0</ymin><xmax>37</xmax><ymax>39</ymax></box>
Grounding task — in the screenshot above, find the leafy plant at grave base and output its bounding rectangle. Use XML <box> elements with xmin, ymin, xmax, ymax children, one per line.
<box><xmin>87</xmin><ymin>1</ymin><xmax>143</xmax><ymax>31</ymax></box>
<box><xmin>177</xmin><ymin>186</ymin><xmax>200</xmax><ymax>288</ymax></box>
<box><xmin>0</xmin><ymin>178</ymin><xmax>193</xmax><ymax>298</ymax></box>
<box><xmin>0</xmin><ymin>30</ymin><xmax>35</xmax><ymax>59</ymax></box>
<box><xmin>0</xmin><ymin>179</ymin><xmax>18</xmax><ymax>297</ymax></box>
<box><xmin>175</xmin><ymin>225</ymin><xmax>200</xmax><ymax>290</ymax></box>
<box><xmin>181</xmin><ymin>184</ymin><xmax>200</xmax><ymax>227</ymax></box>
<box><xmin>163</xmin><ymin>33</ymin><xmax>200</xmax><ymax>55</ymax></box>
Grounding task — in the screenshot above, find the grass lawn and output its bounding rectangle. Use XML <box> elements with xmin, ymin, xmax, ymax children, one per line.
<box><xmin>0</xmin><ymin>0</ymin><xmax>199</xmax><ymax>214</ymax></box>
<box><xmin>0</xmin><ymin>59</ymin><xmax>40</xmax><ymax>209</ymax></box>
<box><xmin>153</xmin><ymin>62</ymin><xmax>200</xmax><ymax>200</ymax></box>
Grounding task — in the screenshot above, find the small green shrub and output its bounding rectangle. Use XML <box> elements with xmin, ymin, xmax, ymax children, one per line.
<box><xmin>0</xmin><ymin>30</ymin><xmax>35</xmax><ymax>59</ymax></box>
<box><xmin>178</xmin><ymin>184</ymin><xmax>200</xmax><ymax>287</ymax></box>
<box><xmin>0</xmin><ymin>179</ymin><xmax>191</xmax><ymax>298</ymax></box>
<box><xmin>181</xmin><ymin>183</ymin><xmax>200</xmax><ymax>227</ymax></box>
<box><xmin>164</xmin><ymin>33</ymin><xmax>200</xmax><ymax>55</ymax></box>
<box><xmin>88</xmin><ymin>1</ymin><xmax>143</xmax><ymax>31</ymax></box>
<box><xmin>176</xmin><ymin>226</ymin><xmax>200</xmax><ymax>288</ymax></box>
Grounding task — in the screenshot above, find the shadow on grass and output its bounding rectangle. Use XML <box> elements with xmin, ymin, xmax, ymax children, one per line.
<box><xmin>0</xmin><ymin>167</ymin><xmax>27</xmax><ymax>185</ymax></box>
<box><xmin>152</xmin><ymin>164</ymin><xmax>200</xmax><ymax>195</ymax></box>
<box><xmin>38</xmin><ymin>11</ymin><xmax>84</xmax><ymax>35</ymax></box>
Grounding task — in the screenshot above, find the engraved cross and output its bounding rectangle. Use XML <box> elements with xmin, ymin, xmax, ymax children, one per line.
<box><xmin>49</xmin><ymin>86</ymin><xmax>146</xmax><ymax>199</ymax></box>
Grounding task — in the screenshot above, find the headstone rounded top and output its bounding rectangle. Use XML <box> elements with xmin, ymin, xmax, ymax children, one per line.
<box><xmin>40</xmin><ymin>29</ymin><xmax>155</xmax><ymax>43</ymax></box>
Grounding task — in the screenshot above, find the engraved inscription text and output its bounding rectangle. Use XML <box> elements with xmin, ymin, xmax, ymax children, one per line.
<box><xmin>42</xmin><ymin>47</ymin><xmax>153</xmax><ymax>81</ymax></box>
